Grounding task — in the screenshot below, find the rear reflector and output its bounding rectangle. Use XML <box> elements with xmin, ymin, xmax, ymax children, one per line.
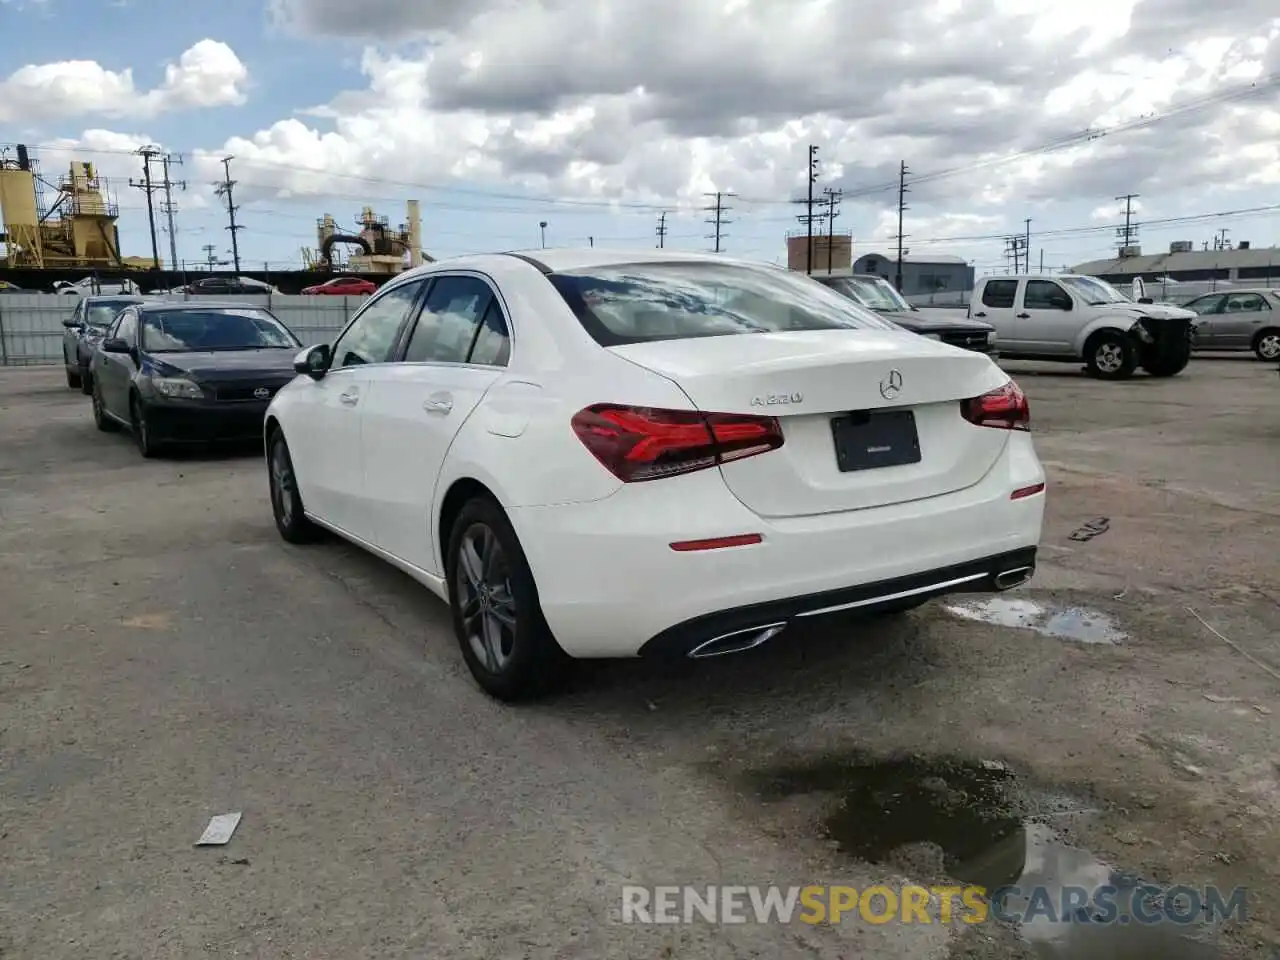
<box><xmin>571</xmin><ymin>404</ymin><xmax>784</xmax><ymax>482</ymax></box>
<box><xmin>960</xmin><ymin>380</ymin><xmax>1030</xmax><ymax>431</ymax></box>
<box><xmin>670</xmin><ymin>533</ymin><xmax>764</xmax><ymax>552</ymax></box>
<box><xmin>1010</xmin><ymin>482</ymin><xmax>1045</xmax><ymax>500</ymax></box>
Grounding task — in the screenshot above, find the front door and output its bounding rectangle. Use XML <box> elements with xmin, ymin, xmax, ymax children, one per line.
<box><xmin>98</xmin><ymin>309</ymin><xmax>139</xmax><ymax>418</ymax></box>
<box><xmin>1016</xmin><ymin>279</ymin><xmax>1076</xmax><ymax>355</ymax></box>
<box><xmin>361</xmin><ymin>275</ymin><xmax>511</xmax><ymax>574</ymax></box>
<box><xmin>1186</xmin><ymin>294</ymin><xmax>1226</xmax><ymax>348</ymax></box>
<box><xmin>286</xmin><ymin>280</ymin><xmax>427</xmax><ymax>538</ymax></box>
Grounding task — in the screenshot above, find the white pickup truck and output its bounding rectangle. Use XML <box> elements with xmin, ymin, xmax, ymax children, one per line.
<box><xmin>966</xmin><ymin>273</ymin><xmax>1197</xmax><ymax>379</ymax></box>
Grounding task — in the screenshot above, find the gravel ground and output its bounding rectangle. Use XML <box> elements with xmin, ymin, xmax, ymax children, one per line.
<box><xmin>0</xmin><ymin>356</ymin><xmax>1277</xmax><ymax>959</ymax></box>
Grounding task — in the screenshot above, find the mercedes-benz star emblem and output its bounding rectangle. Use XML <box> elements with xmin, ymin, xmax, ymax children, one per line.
<box><xmin>879</xmin><ymin>369</ymin><xmax>904</xmax><ymax>401</ymax></box>
<box><xmin>253</xmin><ymin>387</ymin><xmax>271</xmax><ymax>400</ymax></box>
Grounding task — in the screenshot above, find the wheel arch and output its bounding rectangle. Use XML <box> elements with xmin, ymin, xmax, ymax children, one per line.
<box><xmin>436</xmin><ymin>477</ymin><xmax>503</xmax><ymax>577</ymax></box>
<box><xmin>1250</xmin><ymin>325</ymin><xmax>1280</xmax><ymax>351</ymax></box>
<box><xmin>1078</xmin><ymin>323</ymin><xmax>1132</xmax><ymax>358</ymax></box>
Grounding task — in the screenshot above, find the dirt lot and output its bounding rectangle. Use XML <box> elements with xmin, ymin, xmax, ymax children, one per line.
<box><xmin>1</xmin><ymin>357</ymin><xmax>1277</xmax><ymax>960</ymax></box>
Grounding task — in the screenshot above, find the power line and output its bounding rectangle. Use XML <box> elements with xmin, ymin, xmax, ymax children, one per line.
<box><xmin>704</xmin><ymin>192</ymin><xmax>734</xmax><ymax>252</ymax></box>
<box><xmin>214</xmin><ymin>156</ymin><xmax>244</xmax><ymax>272</ymax></box>
<box><xmin>128</xmin><ymin>146</ymin><xmax>163</xmax><ymax>269</ymax></box>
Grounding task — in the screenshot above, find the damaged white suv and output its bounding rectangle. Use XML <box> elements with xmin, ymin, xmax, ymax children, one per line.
<box><xmin>969</xmin><ymin>274</ymin><xmax>1197</xmax><ymax>379</ymax></box>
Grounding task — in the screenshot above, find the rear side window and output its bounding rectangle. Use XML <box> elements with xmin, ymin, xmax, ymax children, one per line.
<box><xmin>547</xmin><ymin>262</ymin><xmax>898</xmax><ymax>346</ymax></box>
<box><xmin>981</xmin><ymin>280</ymin><xmax>1018</xmax><ymax>309</ymax></box>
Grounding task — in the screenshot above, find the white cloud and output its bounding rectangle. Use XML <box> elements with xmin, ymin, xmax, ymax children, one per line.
<box><xmin>0</xmin><ymin>40</ymin><xmax>248</xmax><ymax>124</ymax></box>
<box><xmin>197</xmin><ymin>0</ymin><xmax>1280</xmax><ymax>231</ymax></box>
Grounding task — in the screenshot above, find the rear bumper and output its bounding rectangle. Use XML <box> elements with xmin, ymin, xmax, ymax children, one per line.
<box><xmin>143</xmin><ymin>399</ymin><xmax>268</xmax><ymax>443</ymax></box>
<box><xmin>509</xmin><ymin>433</ymin><xmax>1045</xmax><ymax>658</ymax></box>
<box><xmin>639</xmin><ymin>546</ymin><xmax>1036</xmax><ymax>658</ymax></box>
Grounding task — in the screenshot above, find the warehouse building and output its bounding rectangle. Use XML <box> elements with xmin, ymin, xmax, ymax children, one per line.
<box><xmin>1072</xmin><ymin>241</ymin><xmax>1280</xmax><ymax>284</ymax></box>
<box><xmin>851</xmin><ymin>252</ymin><xmax>974</xmax><ymax>297</ymax></box>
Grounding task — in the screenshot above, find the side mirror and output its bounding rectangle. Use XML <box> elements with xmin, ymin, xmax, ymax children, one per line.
<box><xmin>294</xmin><ymin>343</ymin><xmax>330</xmax><ymax>380</ymax></box>
<box><xmin>102</xmin><ymin>338</ymin><xmax>130</xmax><ymax>354</ymax></box>
<box><xmin>62</xmin><ymin>319</ymin><xmax>83</xmax><ymax>329</ymax></box>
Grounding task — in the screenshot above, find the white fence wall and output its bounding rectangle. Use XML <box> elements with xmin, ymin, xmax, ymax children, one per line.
<box><xmin>0</xmin><ymin>294</ymin><xmax>357</xmax><ymax>366</ymax></box>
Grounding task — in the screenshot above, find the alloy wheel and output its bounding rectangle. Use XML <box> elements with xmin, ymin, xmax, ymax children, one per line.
<box><xmin>1094</xmin><ymin>342</ymin><xmax>1125</xmax><ymax>374</ymax></box>
<box><xmin>1258</xmin><ymin>333</ymin><xmax>1280</xmax><ymax>360</ymax></box>
<box><xmin>456</xmin><ymin>523</ymin><xmax>516</xmax><ymax>673</ymax></box>
<box><xmin>270</xmin><ymin>441</ymin><xmax>295</xmax><ymax>528</ymax></box>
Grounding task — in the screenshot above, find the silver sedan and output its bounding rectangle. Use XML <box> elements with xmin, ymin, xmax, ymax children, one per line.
<box><xmin>1183</xmin><ymin>288</ymin><xmax>1280</xmax><ymax>361</ymax></box>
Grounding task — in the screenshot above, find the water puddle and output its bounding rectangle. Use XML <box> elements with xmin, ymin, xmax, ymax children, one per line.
<box><xmin>944</xmin><ymin>597</ymin><xmax>1126</xmax><ymax>644</ymax></box>
<box><xmin>752</xmin><ymin>754</ymin><xmax>1225</xmax><ymax>959</ymax></box>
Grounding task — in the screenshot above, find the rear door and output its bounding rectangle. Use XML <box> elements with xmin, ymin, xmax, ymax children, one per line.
<box><xmin>1016</xmin><ymin>279</ymin><xmax>1076</xmax><ymax>355</ymax></box>
<box><xmin>1219</xmin><ymin>292</ymin><xmax>1271</xmax><ymax>348</ymax></box>
<box><xmin>971</xmin><ymin>279</ymin><xmax>1019</xmax><ymax>347</ymax></box>
<box><xmin>361</xmin><ymin>273</ymin><xmax>510</xmax><ymax>573</ymax></box>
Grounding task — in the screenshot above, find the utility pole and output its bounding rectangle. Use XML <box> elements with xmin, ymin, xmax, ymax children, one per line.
<box><xmin>1115</xmin><ymin>193</ymin><xmax>1140</xmax><ymax>251</ymax></box>
<box><xmin>129</xmin><ymin>146</ymin><xmax>163</xmax><ymax>270</ymax></box>
<box><xmin>704</xmin><ymin>192</ymin><xmax>734</xmax><ymax>252</ymax></box>
<box><xmin>1024</xmin><ymin>219</ymin><xmax>1031</xmax><ymax>274</ymax></box>
<box><xmin>822</xmin><ymin>187</ymin><xmax>842</xmax><ymax>274</ymax></box>
<box><xmin>214</xmin><ymin>156</ymin><xmax>243</xmax><ymax>272</ymax></box>
<box><xmin>202</xmin><ymin>244</ymin><xmax>217</xmax><ymax>270</ymax></box>
<box><xmin>1039</xmin><ymin>248</ymin><xmax>1044</xmax><ymax>273</ymax></box>
<box><xmin>1214</xmin><ymin>228</ymin><xmax>1231</xmax><ymax>251</ymax></box>
<box><xmin>656</xmin><ymin>212</ymin><xmax>667</xmax><ymax>249</ymax></box>
<box><xmin>895</xmin><ymin>161</ymin><xmax>910</xmax><ymax>291</ymax></box>
<box><xmin>790</xmin><ymin>146</ymin><xmax>821</xmax><ymax>274</ymax></box>
<box><xmin>1004</xmin><ymin>236</ymin><xmax>1020</xmax><ymax>273</ymax></box>
<box><xmin>159</xmin><ymin>153</ymin><xmax>186</xmax><ymax>275</ymax></box>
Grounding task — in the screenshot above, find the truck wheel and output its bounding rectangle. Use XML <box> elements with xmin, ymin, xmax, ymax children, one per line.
<box><xmin>1253</xmin><ymin>329</ymin><xmax>1280</xmax><ymax>362</ymax></box>
<box><xmin>1085</xmin><ymin>331</ymin><xmax>1136</xmax><ymax>380</ymax></box>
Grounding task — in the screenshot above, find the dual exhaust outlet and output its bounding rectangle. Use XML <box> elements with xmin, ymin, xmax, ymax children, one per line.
<box><xmin>686</xmin><ymin>564</ymin><xmax>1035</xmax><ymax>659</ymax></box>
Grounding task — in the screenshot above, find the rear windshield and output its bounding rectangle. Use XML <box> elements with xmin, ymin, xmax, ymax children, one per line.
<box><xmin>548</xmin><ymin>262</ymin><xmax>899</xmax><ymax>346</ymax></box>
<box><xmin>86</xmin><ymin>300</ymin><xmax>141</xmax><ymax>328</ymax></box>
<box><xmin>140</xmin><ymin>308</ymin><xmax>300</xmax><ymax>352</ymax></box>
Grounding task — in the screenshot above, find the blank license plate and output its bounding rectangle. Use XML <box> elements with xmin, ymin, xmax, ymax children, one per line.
<box><xmin>831</xmin><ymin>410</ymin><xmax>921</xmax><ymax>472</ymax></box>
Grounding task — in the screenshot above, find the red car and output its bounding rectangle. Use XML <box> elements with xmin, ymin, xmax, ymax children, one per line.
<box><xmin>300</xmin><ymin>276</ymin><xmax>377</xmax><ymax>296</ymax></box>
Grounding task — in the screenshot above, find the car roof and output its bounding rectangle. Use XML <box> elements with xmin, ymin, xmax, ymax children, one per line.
<box><xmin>83</xmin><ymin>294</ymin><xmax>145</xmax><ymax>303</ymax></box>
<box><xmin>389</xmin><ymin>247</ymin><xmax>781</xmax><ymax>283</ymax></box>
<box><xmin>137</xmin><ymin>300</ymin><xmax>271</xmax><ymax>312</ymax></box>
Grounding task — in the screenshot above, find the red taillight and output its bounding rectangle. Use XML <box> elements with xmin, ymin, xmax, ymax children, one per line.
<box><xmin>570</xmin><ymin>404</ymin><xmax>784</xmax><ymax>482</ymax></box>
<box><xmin>960</xmin><ymin>381</ymin><xmax>1029</xmax><ymax>431</ymax></box>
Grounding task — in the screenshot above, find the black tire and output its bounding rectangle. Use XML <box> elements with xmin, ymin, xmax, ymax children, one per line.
<box><xmin>267</xmin><ymin>430</ymin><xmax>320</xmax><ymax>544</ymax></box>
<box><xmin>1084</xmin><ymin>331</ymin><xmax>1137</xmax><ymax>380</ymax></box>
<box><xmin>446</xmin><ymin>496</ymin><xmax>567</xmax><ymax>701</ymax></box>
<box><xmin>1144</xmin><ymin>354</ymin><xmax>1190</xmax><ymax>377</ymax></box>
<box><xmin>130</xmin><ymin>395</ymin><xmax>162</xmax><ymax>458</ymax></box>
<box><xmin>1252</xmin><ymin>328</ymin><xmax>1280</xmax><ymax>363</ymax></box>
<box><xmin>91</xmin><ymin>379</ymin><xmax>117</xmax><ymax>432</ymax></box>
<box><xmin>66</xmin><ymin>366</ymin><xmax>81</xmax><ymax>389</ymax></box>
<box><xmin>79</xmin><ymin>364</ymin><xmax>93</xmax><ymax>395</ymax></box>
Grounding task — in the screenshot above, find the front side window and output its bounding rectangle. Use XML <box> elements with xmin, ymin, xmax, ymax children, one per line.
<box><xmin>329</xmin><ymin>280</ymin><xmax>425</xmax><ymax>368</ymax></box>
<box><xmin>140</xmin><ymin>309</ymin><xmax>300</xmax><ymax>352</ymax></box>
<box><xmin>548</xmin><ymin>262</ymin><xmax>897</xmax><ymax>346</ymax></box>
<box><xmin>1023</xmin><ymin>280</ymin><xmax>1070</xmax><ymax>310</ymax></box>
<box><xmin>1186</xmin><ymin>294</ymin><xmax>1225</xmax><ymax>315</ymax></box>
<box><xmin>87</xmin><ymin>300</ymin><xmax>141</xmax><ymax>329</ymax></box>
<box><xmin>1059</xmin><ymin>276</ymin><xmax>1130</xmax><ymax>305</ymax></box>
<box><xmin>114</xmin><ymin>310</ymin><xmax>138</xmax><ymax>344</ymax></box>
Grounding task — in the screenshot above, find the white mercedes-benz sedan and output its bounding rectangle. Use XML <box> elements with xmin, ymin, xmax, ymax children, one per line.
<box><xmin>264</xmin><ymin>250</ymin><xmax>1045</xmax><ymax>700</ymax></box>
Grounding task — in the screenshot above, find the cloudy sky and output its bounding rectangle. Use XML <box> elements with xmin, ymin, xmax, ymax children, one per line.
<box><xmin>1</xmin><ymin>0</ymin><xmax>1278</xmax><ymax>275</ymax></box>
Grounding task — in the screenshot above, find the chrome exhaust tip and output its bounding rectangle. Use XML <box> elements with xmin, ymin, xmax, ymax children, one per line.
<box><xmin>688</xmin><ymin>622</ymin><xmax>787</xmax><ymax>659</ymax></box>
<box><xmin>993</xmin><ymin>566</ymin><xmax>1035</xmax><ymax>590</ymax></box>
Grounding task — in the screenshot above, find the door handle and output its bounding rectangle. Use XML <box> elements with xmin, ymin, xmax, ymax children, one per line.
<box><xmin>339</xmin><ymin>390</ymin><xmax>359</xmax><ymax>406</ymax></box>
<box><xmin>973</xmin><ymin>311</ymin><xmax>987</xmax><ymax>317</ymax></box>
<box><xmin>423</xmin><ymin>394</ymin><xmax>453</xmax><ymax>415</ymax></box>
<box><xmin>1016</xmin><ymin>312</ymin><xmax>1031</xmax><ymax>319</ymax></box>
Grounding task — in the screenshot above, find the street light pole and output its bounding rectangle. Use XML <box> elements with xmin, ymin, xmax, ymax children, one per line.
<box><xmin>539</xmin><ymin>221</ymin><xmax>548</xmax><ymax>248</ymax></box>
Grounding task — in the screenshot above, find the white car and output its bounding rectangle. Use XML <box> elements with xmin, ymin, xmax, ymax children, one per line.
<box><xmin>55</xmin><ymin>277</ymin><xmax>142</xmax><ymax>296</ymax></box>
<box><xmin>264</xmin><ymin>250</ymin><xmax>1046</xmax><ymax>700</ymax></box>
